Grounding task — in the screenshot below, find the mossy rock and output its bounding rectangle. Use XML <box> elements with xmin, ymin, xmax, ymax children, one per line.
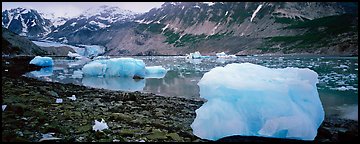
<box><xmin>110</xmin><ymin>113</ymin><xmax>132</xmax><ymax>122</ymax></box>
<box><xmin>119</xmin><ymin>129</ymin><xmax>139</xmax><ymax>137</ymax></box>
<box><xmin>167</xmin><ymin>133</ymin><xmax>182</xmax><ymax>141</ymax></box>
<box><xmin>76</xmin><ymin>125</ymin><xmax>92</xmax><ymax>133</ymax></box>
<box><xmin>146</xmin><ymin>129</ymin><xmax>168</xmax><ymax>140</ymax></box>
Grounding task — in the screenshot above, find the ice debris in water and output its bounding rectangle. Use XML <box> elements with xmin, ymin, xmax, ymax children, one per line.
<box><xmin>29</xmin><ymin>56</ymin><xmax>54</xmax><ymax>67</ymax></box>
<box><xmin>39</xmin><ymin>133</ymin><xmax>61</xmax><ymax>142</ymax></box>
<box><xmin>67</xmin><ymin>51</ymin><xmax>82</xmax><ymax>58</ymax></box>
<box><xmin>2</xmin><ymin>105</ymin><xmax>7</xmax><ymax>111</ymax></box>
<box><xmin>67</xmin><ymin>95</ymin><xmax>76</xmax><ymax>101</ymax></box>
<box><xmin>72</xmin><ymin>70</ymin><xmax>83</xmax><ymax>79</ymax></box>
<box><xmin>93</xmin><ymin>119</ymin><xmax>109</xmax><ymax>131</ymax></box>
<box><xmin>216</xmin><ymin>52</ymin><xmax>236</xmax><ymax>59</ymax></box>
<box><xmin>56</xmin><ymin>98</ymin><xmax>63</xmax><ymax>103</ymax></box>
<box><xmin>191</xmin><ymin>63</ymin><xmax>324</xmax><ymax>141</ymax></box>
<box><xmin>82</xmin><ymin>58</ymin><xmax>167</xmax><ymax>78</ymax></box>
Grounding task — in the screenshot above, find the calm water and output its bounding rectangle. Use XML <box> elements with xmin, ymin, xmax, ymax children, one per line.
<box><xmin>23</xmin><ymin>56</ymin><xmax>358</xmax><ymax>120</ymax></box>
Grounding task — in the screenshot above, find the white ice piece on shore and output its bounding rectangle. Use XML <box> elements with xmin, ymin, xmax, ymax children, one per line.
<box><xmin>191</xmin><ymin>63</ymin><xmax>324</xmax><ymax>141</ymax></box>
<box><xmin>29</xmin><ymin>56</ymin><xmax>54</xmax><ymax>67</ymax></box>
<box><xmin>2</xmin><ymin>105</ymin><xmax>7</xmax><ymax>111</ymax></box>
<box><xmin>39</xmin><ymin>133</ymin><xmax>61</xmax><ymax>142</ymax></box>
<box><xmin>93</xmin><ymin>119</ymin><xmax>109</xmax><ymax>131</ymax></box>
<box><xmin>67</xmin><ymin>95</ymin><xmax>77</xmax><ymax>101</ymax></box>
<box><xmin>55</xmin><ymin>98</ymin><xmax>63</xmax><ymax>103</ymax></box>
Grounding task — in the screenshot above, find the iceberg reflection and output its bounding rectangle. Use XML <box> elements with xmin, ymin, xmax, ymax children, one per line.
<box><xmin>30</xmin><ymin>67</ymin><xmax>53</xmax><ymax>77</ymax></box>
<box><xmin>82</xmin><ymin>77</ymin><xmax>145</xmax><ymax>92</ymax></box>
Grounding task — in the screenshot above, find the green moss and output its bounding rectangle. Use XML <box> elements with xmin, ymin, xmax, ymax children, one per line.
<box><xmin>163</xmin><ymin>30</ymin><xmax>180</xmax><ymax>44</ymax></box>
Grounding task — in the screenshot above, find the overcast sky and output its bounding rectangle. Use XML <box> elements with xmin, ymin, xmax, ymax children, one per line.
<box><xmin>2</xmin><ymin>2</ymin><xmax>164</xmax><ymax>17</ymax></box>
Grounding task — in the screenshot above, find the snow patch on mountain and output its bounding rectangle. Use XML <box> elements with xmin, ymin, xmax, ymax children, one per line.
<box><xmin>251</xmin><ymin>4</ymin><xmax>263</xmax><ymax>22</ymax></box>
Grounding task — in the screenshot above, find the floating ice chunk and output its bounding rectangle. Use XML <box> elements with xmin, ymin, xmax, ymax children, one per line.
<box><xmin>93</xmin><ymin>119</ymin><xmax>109</xmax><ymax>131</ymax></box>
<box><xmin>82</xmin><ymin>77</ymin><xmax>145</xmax><ymax>92</ymax></box>
<box><xmin>82</xmin><ymin>58</ymin><xmax>146</xmax><ymax>78</ymax></box>
<box><xmin>67</xmin><ymin>95</ymin><xmax>76</xmax><ymax>101</ymax></box>
<box><xmin>191</xmin><ymin>63</ymin><xmax>324</xmax><ymax>141</ymax></box>
<box><xmin>67</xmin><ymin>51</ymin><xmax>82</xmax><ymax>58</ymax></box>
<box><xmin>30</xmin><ymin>67</ymin><xmax>53</xmax><ymax>77</ymax></box>
<box><xmin>29</xmin><ymin>56</ymin><xmax>54</xmax><ymax>67</ymax></box>
<box><xmin>216</xmin><ymin>52</ymin><xmax>236</xmax><ymax>59</ymax></box>
<box><xmin>4</xmin><ymin>69</ymin><xmax>8</xmax><ymax>72</ymax></box>
<box><xmin>2</xmin><ymin>105</ymin><xmax>7</xmax><ymax>111</ymax></box>
<box><xmin>57</xmin><ymin>75</ymin><xmax>66</xmax><ymax>80</ymax></box>
<box><xmin>72</xmin><ymin>70</ymin><xmax>83</xmax><ymax>79</ymax></box>
<box><xmin>56</xmin><ymin>98</ymin><xmax>63</xmax><ymax>103</ymax></box>
<box><xmin>68</xmin><ymin>57</ymin><xmax>91</xmax><ymax>68</ymax></box>
<box><xmin>93</xmin><ymin>55</ymin><xmax>111</xmax><ymax>60</ymax></box>
<box><xmin>186</xmin><ymin>51</ymin><xmax>202</xmax><ymax>59</ymax></box>
<box><xmin>5</xmin><ymin>61</ymin><xmax>9</xmax><ymax>65</ymax></box>
<box><xmin>39</xmin><ymin>133</ymin><xmax>61</xmax><ymax>142</ymax></box>
<box><xmin>330</xmin><ymin>86</ymin><xmax>357</xmax><ymax>91</ymax></box>
<box><xmin>145</xmin><ymin>66</ymin><xmax>167</xmax><ymax>78</ymax></box>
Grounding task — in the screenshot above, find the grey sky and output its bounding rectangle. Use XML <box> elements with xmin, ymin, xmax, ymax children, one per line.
<box><xmin>2</xmin><ymin>2</ymin><xmax>164</xmax><ymax>17</ymax></box>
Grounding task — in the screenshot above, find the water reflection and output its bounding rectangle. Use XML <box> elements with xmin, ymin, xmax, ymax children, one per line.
<box><xmin>82</xmin><ymin>77</ymin><xmax>145</xmax><ymax>92</ymax></box>
<box><xmin>30</xmin><ymin>67</ymin><xmax>53</xmax><ymax>77</ymax></box>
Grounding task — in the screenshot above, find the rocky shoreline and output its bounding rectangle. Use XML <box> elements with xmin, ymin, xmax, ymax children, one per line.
<box><xmin>1</xmin><ymin>56</ymin><xmax>358</xmax><ymax>142</ymax></box>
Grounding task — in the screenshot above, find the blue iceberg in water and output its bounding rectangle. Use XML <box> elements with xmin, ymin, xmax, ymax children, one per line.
<box><xmin>145</xmin><ymin>66</ymin><xmax>167</xmax><ymax>78</ymax></box>
<box><xmin>82</xmin><ymin>58</ymin><xmax>167</xmax><ymax>78</ymax></box>
<box><xmin>191</xmin><ymin>63</ymin><xmax>324</xmax><ymax>141</ymax></box>
<box><xmin>29</xmin><ymin>56</ymin><xmax>54</xmax><ymax>67</ymax></box>
<box><xmin>82</xmin><ymin>58</ymin><xmax>146</xmax><ymax>78</ymax></box>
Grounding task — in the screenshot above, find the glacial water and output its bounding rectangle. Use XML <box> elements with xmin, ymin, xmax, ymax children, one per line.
<box><xmin>23</xmin><ymin>55</ymin><xmax>358</xmax><ymax>120</ymax></box>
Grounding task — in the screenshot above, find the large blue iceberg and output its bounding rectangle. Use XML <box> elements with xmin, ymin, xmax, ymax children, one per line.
<box><xmin>82</xmin><ymin>58</ymin><xmax>167</xmax><ymax>78</ymax></box>
<box><xmin>191</xmin><ymin>63</ymin><xmax>324</xmax><ymax>141</ymax></box>
<box><xmin>82</xmin><ymin>58</ymin><xmax>146</xmax><ymax>78</ymax></box>
<box><xmin>29</xmin><ymin>56</ymin><xmax>54</xmax><ymax>67</ymax></box>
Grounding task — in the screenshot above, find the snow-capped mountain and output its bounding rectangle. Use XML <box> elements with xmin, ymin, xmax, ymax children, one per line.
<box><xmin>2</xmin><ymin>7</ymin><xmax>52</xmax><ymax>38</ymax></box>
<box><xmin>40</xmin><ymin>12</ymin><xmax>71</xmax><ymax>28</ymax></box>
<box><xmin>46</xmin><ymin>5</ymin><xmax>138</xmax><ymax>43</ymax></box>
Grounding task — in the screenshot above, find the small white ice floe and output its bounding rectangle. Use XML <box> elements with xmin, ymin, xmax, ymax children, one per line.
<box><xmin>92</xmin><ymin>119</ymin><xmax>109</xmax><ymax>131</ymax></box>
<box><xmin>5</xmin><ymin>61</ymin><xmax>10</xmax><ymax>65</ymax></box>
<box><xmin>2</xmin><ymin>105</ymin><xmax>7</xmax><ymax>111</ymax></box>
<box><xmin>5</xmin><ymin>69</ymin><xmax>8</xmax><ymax>72</ymax></box>
<box><xmin>56</xmin><ymin>98</ymin><xmax>63</xmax><ymax>103</ymax></box>
<box><xmin>67</xmin><ymin>95</ymin><xmax>77</xmax><ymax>101</ymax></box>
<box><xmin>39</xmin><ymin>133</ymin><xmax>61</xmax><ymax>142</ymax></box>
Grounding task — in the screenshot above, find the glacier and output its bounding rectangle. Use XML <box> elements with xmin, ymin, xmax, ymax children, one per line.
<box><xmin>29</xmin><ymin>56</ymin><xmax>54</xmax><ymax>67</ymax></box>
<box><xmin>191</xmin><ymin>63</ymin><xmax>324</xmax><ymax>141</ymax></box>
